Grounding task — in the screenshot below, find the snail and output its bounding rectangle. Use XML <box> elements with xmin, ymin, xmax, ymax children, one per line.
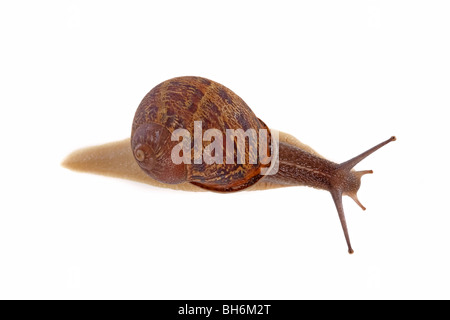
<box><xmin>63</xmin><ymin>76</ymin><xmax>395</xmax><ymax>254</ymax></box>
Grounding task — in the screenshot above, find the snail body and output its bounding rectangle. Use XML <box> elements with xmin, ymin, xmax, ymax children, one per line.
<box><xmin>131</xmin><ymin>76</ymin><xmax>396</xmax><ymax>254</ymax></box>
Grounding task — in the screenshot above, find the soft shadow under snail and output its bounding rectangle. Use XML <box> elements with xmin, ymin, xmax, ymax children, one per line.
<box><xmin>63</xmin><ymin>76</ymin><xmax>396</xmax><ymax>254</ymax></box>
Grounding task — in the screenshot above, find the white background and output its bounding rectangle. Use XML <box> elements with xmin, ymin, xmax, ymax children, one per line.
<box><xmin>1</xmin><ymin>1</ymin><xmax>449</xmax><ymax>300</ymax></box>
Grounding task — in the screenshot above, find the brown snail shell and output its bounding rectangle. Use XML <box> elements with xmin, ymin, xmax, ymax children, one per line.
<box><xmin>131</xmin><ymin>76</ymin><xmax>272</xmax><ymax>192</ymax></box>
